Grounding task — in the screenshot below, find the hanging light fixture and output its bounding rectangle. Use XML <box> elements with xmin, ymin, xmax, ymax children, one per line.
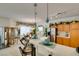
<box><xmin>33</xmin><ymin>3</ymin><xmax>38</xmax><ymax>39</ymax></box>
<box><xmin>45</xmin><ymin>3</ymin><xmax>49</xmax><ymax>37</ymax></box>
<box><xmin>34</xmin><ymin>3</ymin><xmax>37</xmax><ymax>24</ymax></box>
<box><xmin>46</xmin><ymin>3</ymin><xmax>49</xmax><ymax>23</ymax></box>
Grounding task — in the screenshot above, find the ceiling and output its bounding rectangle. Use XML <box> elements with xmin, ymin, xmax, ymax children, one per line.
<box><xmin>0</xmin><ymin>3</ymin><xmax>79</xmax><ymax>23</ymax></box>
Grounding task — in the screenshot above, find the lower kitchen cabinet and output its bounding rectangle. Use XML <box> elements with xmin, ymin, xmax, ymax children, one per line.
<box><xmin>63</xmin><ymin>38</ymin><xmax>70</xmax><ymax>46</ymax></box>
<box><xmin>57</xmin><ymin>37</ymin><xmax>63</xmax><ymax>45</ymax></box>
<box><xmin>57</xmin><ymin>37</ymin><xmax>71</xmax><ymax>47</ymax></box>
<box><xmin>70</xmin><ymin>30</ymin><xmax>79</xmax><ymax>48</ymax></box>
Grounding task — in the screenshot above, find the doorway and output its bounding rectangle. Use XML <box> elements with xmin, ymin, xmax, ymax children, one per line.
<box><xmin>4</xmin><ymin>27</ymin><xmax>17</xmax><ymax>47</ymax></box>
<box><xmin>0</xmin><ymin>26</ymin><xmax>5</xmax><ymax>49</ymax></box>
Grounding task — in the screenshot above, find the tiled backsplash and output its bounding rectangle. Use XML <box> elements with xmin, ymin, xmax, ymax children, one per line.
<box><xmin>57</xmin><ymin>31</ymin><xmax>70</xmax><ymax>38</ymax></box>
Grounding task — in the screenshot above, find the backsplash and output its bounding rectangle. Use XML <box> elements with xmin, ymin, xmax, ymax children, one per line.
<box><xmin>57</xmin><ymin>31</ymin><xmax>70</xmax><ymax>38</ymax></box>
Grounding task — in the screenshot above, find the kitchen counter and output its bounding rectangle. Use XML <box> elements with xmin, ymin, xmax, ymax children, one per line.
<box><xmin>57</xmin><ymin>36</ymin><xmax>70</xmax><ymax>38</ymax></box>
<box><xmin>30</xmin><ymin>39</ymin><xmax>79</xmax><ymax>56</ymax></box>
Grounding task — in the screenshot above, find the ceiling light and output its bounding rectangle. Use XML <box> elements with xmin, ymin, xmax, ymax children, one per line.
<box><xmin>33</xmin><ymin>3</ymin><xmax>38</xmax><ymax>39</ymax></box>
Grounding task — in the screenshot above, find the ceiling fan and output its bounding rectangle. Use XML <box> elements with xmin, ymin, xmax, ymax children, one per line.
<box><xmin>50</xmin><ymin>11</ymin><xmax>66</xmax><ymax>19</ymax></box>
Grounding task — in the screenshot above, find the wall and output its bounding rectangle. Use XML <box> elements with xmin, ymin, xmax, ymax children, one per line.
<box><xmin>0</xmin><ymin>18</ymin><xmax>10</xmax><ymax>27</ymax></box>
<box><xmin>9</xmin><ymin>19</ymin><xmax>16</xmax><ymax>27</ymax></box>
<box><xmin>0</xmin><ymin>18</ymin><xmax>16</xmax><ymax>27</ymax></box>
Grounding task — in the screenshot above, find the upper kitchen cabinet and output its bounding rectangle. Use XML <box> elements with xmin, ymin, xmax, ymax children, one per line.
<box><xmin>63</xmin><ymin>24</ymin><xmax>70</xmax><ymax>32</ymax></box>
<box><xmin>70</xmin><ymin>22</ymin><xmax>79</xmax><ymax>30</ymax></box>
<box><xmin>50</xmin><ymin>24</ymin><xmax>57</xmax><ymax>28</ymax></box>
<box><xmin>57</xmin><ymin>24</ymin><xmax>64</xmax><ymax>31</ymax></box>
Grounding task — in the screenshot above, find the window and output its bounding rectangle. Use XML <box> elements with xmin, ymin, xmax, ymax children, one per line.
<box><xmin>38</xmin><ymin>26</ymin><xmax>43</xmax><ymax>32</ymax></box>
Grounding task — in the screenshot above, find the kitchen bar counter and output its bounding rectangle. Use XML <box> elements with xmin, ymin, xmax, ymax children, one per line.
<box><xmin>30</xmin><ymin>39</ymin><xmax>79</xmax><ymax>56</ymax></box>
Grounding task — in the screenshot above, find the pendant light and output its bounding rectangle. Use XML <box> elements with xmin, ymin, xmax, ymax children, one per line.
<box><xmin>46</xmin><ymin>3</ymin><xmax>49</xmax><ymax>23</ymax></box>
<box><xmin>45</xmin><ymin>3</ymin><xmax>49</xmax><ymax>37</ymax></box>
<box><xmin>33</xmin><ymin>3</ymin><xmax>38</xmax><ymax>39</ymax></box>
<box><xmin>34</xmin><ymin>3</ymin><xmax>37</xmax><ymax>25</ymax></box>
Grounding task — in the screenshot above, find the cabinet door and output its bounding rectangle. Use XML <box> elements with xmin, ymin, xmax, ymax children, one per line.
<box><xmin>70</xmin><ymin>30</ymin><xmax>79</xmax><ymax>48</ymax></box>
<box><xmin>57</xmin><ymin>37</ymin><xmax>63</xmax><ymax>44</ymax></box>
<box><xmin>63</xmin><ymin>38</ymin><xmax>70</xmax><ymax>46</ymax></box>
<box><xmin>58</xmin><ymin>24</ymin><xmax>64</xmax><ymax>31</ymax></box>
<box><xmin>70</xmin><ymin>23</ymin><xmax>79</xmax><ymax>30</ymax></box>
<box><xmin>64</xmin><ymin>24</ymin><xmax>70</xmax><ymax>32</ymax></box>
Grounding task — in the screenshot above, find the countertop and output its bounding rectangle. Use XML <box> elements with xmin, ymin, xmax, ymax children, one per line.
<box><xmin>29</xmin><ymin>39</ymin><xmax>79</xmax><ymax>56</ymax></box>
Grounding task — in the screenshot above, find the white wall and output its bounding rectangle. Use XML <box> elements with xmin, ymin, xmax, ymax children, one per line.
<box><xmin>0</xmin><ymin>18</ymin><xmax>16</xmax><ymax>27</ymax></box>
<box><xmin>0</xmin><ymin>18</ymin><xmax>10</xmax><ymax>27</ymax></box>
<box><xmin>9</xmin><ymin>19</ymin><xmax>16</xmax><ymax>27</ymax></box>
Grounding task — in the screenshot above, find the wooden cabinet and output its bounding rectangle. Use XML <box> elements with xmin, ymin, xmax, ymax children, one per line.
<box><xmin>58</xmin><ymin>24</ymin><xmax>64</xmax><ymax>31</ymax></box>
<box><xmin>63</xmin><ymin>38</ymin><xmax>70</xmax><ymax>46</ymax></box>
<box><xmin>70</xmin><ymin>23</ymin><xmax>79</xmax><ymax>30</ymax></box>
<box><xmin>63</xmin><ymin>24</ymin><xmax>70</xmax><ymax>32</ymax></box>
<box><xmin>70</xmin><ymin>23</ymin><xmax>79</xmax><ymax>48</ymax></box>
<box><xmin>57</xmin><ymin>37</ymin><xmax>63</xmax><ymax>44</ymax></box>
<box><xmin>56</xmin><ymin>37</ymin><xmax>70</xmax><ymax>46</ymax></box>
<box><xmin>70</xmin><ymin>30</ymin><xmax>79</xmax><ymax>48</ymax></box>
<box><xmin>53</xmin><ymin>22</ymin><xmax>79</xmax><ymax>48</ymax></box>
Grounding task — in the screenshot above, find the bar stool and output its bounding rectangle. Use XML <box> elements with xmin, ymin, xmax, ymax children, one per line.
<box><xmin>19</xmin><ymin>46</ymin><xmax>32</xmax><ymax>56</ymax></box>
<box><xmin>19</xmin><ymin>36</ymin><xmax>32</xmax><ymax>56</ymax></box>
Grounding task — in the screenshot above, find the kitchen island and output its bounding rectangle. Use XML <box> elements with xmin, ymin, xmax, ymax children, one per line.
<box><xmin>30</xmin><ymin>39</ymin><xmax>79</xmax><ymax>56</ymax></box>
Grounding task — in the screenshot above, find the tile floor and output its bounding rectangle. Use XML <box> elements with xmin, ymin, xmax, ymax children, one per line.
<box><xmin>0</xmin><ymin>44</ymin><xmax>21</xmax><ymax>56</ymax></box>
